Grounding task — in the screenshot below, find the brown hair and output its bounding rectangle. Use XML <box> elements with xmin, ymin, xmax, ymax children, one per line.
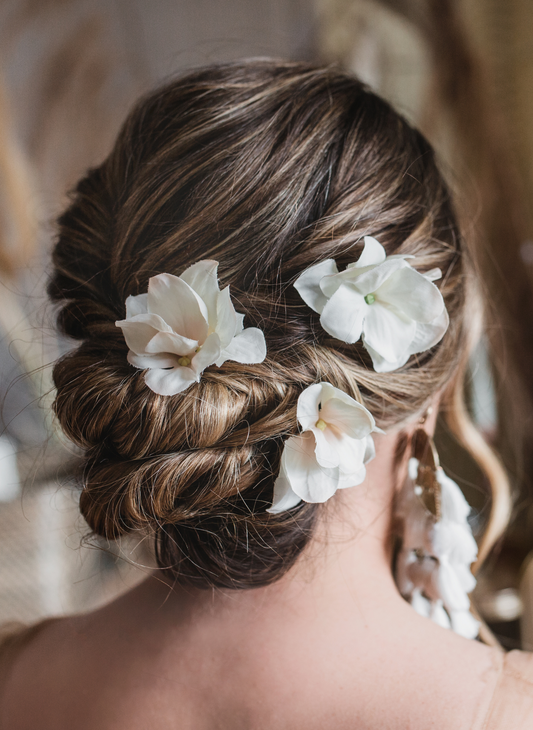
<box><xmin>49</xmin><ymin>59</ymin><xmax>477</xmax><ymax>589</ymax></box>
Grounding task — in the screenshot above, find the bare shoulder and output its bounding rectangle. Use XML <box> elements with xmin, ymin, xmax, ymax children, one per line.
<box><xmin>0</xmin><ymin>614</ymin><xmax>94</xmax><ymax>729</ymax></box>
<box><xmin>0</xmin><ymin>619</ymin><xmax>57</xmax><ymax>699</ymax></box>
<box><xmin>0</xmin><ymin>618</ymin><xmax>64</xmax><ymax>692</ymax></box>
<box><xmin>0</xmin><ymin>603</ymin><xmax>151</xmax><ymax>730</ymax></box>
<box><xmin>0</xmin><ymin>578</ymin><xmax>190</xmax><ymax>730</ymax></box>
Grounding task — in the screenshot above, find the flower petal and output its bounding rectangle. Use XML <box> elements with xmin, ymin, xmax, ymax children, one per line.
<box><xmin>282</xmin><ymin>432</ymin><xmax>340</xmax><ymax>503</ymax></box>
<box><xmin>145</xmin><ymin>330</ymin><xmax>198</xmax><ymax>356</ymax></box>
<box><xmin>320</xmin><ymin>396</ymin><xmax>375</xmax><ymax>439</ymax></box>
<box><xmin>147</xmin><ymin>273</ymin><xmax>209</xmax><ymax>342</ymax></box>
<box><xmin>268</xmin><ymin>461</ymin><xmax>303</xmax><ymax>514</ymax></box>
<box><xmin>352</xmin><ymin>236</ymin><xmax>386</xmax><ymax>268</ymax></box>
<box><xmin>363</xmin><ymin>434</ymin><xmax>376</xmax><ymax>463</ymax></box>
<box><xmin>235</xmin><ymin>312</ymin><xmax>245</xmax><ymax>334</ymax></box>
<box><xmin>296</xmin><ymin>383</ymin><xmax>322</xmax><ymax>432</ymax></box>
<box><xmin>347</xmin><ymin>257</ymin><xmax>410</xmax><ymax>296</ymax></box>
<box><xmin>331</xmin><ymin>431</ymin><xmax>368</xmax><ymax>476</ymax></box>
<box><xmin>424</xmin><ymin>268</ymin><xmax>442</xmax><ymax>282</ymax></box>
<box><xmin>309</xmin><ymin>381</ymin><xmax>338</xmax><ymax>408</ymax></box>
<box><xmin>128</xmin><ymin>352</ymin><xmax>179</xmax><ymax>369</ymax></box>
<box><xmin>320</xmin><ymin>283</ymin><xmax>367</xmax><ymax>344</ymax></box>
<box><xmin>294</xmin><ymin>259</ymin><xmax>339</xmax><ymax>314</ymax></box>
<box><xmin>179</xmin><ymin>260</ymin><xmax>220</xmax><ymax>325</ymax></box>
<box><xmin>215</xmin><ymin>286</ymin><xmax>238</xmax><ymax>349</ymax></box>
<box><xmin>319</xmin><ymin>270</ymin><xmax>344</xmax><ymax>298</ymax></box>
<box><xmin>216</xmin><ymin>327</ymin><xmax>267</xmax><ymax>367</ymax></box>
<box><xmin>337</xmin><ymin>464</ymin><xmax>367</xmax><ymax>489</ymax></box>
<box><xmin>125</xmin><ymin>293</ymin><xmax>148</xmax><ymax>318</ymax></box>
<box><xmin>363</xmin><ymin>304</ymin><xmax>416</xmax><ymax>363</ymax></box>
<box><xmin>406</xmin><ymin>308</ymin><xmax>449</xmax><ymax>356</ymax></box>
<box><xmin>191</xmin><ymin>333</ymin><xmax>221</xmax><ymax>375</ymax></box>
<box><xmin>362</xmin><ymin>338</ymin><xmax>410</xmax><ymax>373</ymax></box>
<box><xmin>116</xmin><ymin>313</ymin><xmax>173</xmax><ymax>354</ymax></box>
<box><xmin>311</xmin><ymin>426</ymin><xmax>340</xmax><ymax>469</ymax></box>
<box><xmin>376</xmin><ymin>266</ymin><xmax>444</xmax><ymax>323</ymax></box>
<box><xmin>144</xmin><ymin>366</ymin><xmax>198</xmax><ymax>396</ymax></box>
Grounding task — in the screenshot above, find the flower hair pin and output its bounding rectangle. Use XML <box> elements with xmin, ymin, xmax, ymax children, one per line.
<box><xmin>294</xmin><ymin>236</ymin><xmax>449</xmax><ymax>373</ymax></box>
<box><xmin>116</xmin><ymin>260</ymin><xmax>267</xmax><ymax>395</ymax></box>
<box><xmin>269</xmin><ymin>382</ymin><xmax>382</xmax><ymax>514</ymax></box>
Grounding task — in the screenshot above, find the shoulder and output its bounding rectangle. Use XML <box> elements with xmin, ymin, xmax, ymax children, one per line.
<box><xmin>0</xmin><ymin>616</ymin><xmax>87</xmax><ymax>729</ymax></box>
<box><xmin>482</xmin><ymin>649</ymin><xmax>533</xmax><ymax>730</ymax></box>
<box><xmin>0</xmin><ymin>619</ymin><xmax>59</xmax><ymax>684</ymax></box>
<box><xmin>0</xmin><ymin>598</ymin><xmax>156</xmax><ymax>730</ymax></box>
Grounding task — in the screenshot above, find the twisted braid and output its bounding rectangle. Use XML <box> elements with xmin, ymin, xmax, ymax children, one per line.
<box><xmin>49</xmin><ymin>61</ymin><xmax>468</xmax><ymax>588</ymax></box>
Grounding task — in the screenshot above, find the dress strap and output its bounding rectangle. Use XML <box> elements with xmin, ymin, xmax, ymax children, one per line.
<box><xmin>481</xmin><ymin>650</ymin><xmax>533</xmax><ymax>729</ymax></box>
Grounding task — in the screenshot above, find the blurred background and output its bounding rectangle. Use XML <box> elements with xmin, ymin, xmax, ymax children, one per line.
<box><xmin>1</xmin><ymin>0</ymin><xmax>533</xmax><ymax>649</ymax></box>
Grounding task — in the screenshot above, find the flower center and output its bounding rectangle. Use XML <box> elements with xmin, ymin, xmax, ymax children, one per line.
<box><xmin>364</xmin><ymin>293</ymin><xmax>376</xmax><ymax>305</ymax></box>
<box><xmin>178</xmin><ymin>356</ymin><xmax>191</xmax><ymax>367</ymax></box>
<box><xmin>315</xmin><ymin>418</ymin><xmax>327</xmax><ymax>431</ymax></box>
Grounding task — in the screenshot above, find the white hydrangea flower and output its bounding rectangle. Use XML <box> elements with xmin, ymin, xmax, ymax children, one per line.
<box><xmin>294</xmin><ymin>236</ymin><xmax>449</xmax><ymax>372</ymax></box>
<box><xmin>268</xmin><ymin>383</ymin><xmax>380</xmax><ymax>514</ymax></box>
<box><xmin>116</xmin><ymin>260</ymin><xmax>267</xmax><ymax>396</ymax></box>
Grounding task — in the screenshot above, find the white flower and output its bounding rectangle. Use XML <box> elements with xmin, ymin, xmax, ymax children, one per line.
<box><xmin>115</xmin><ymin>260</ymin><xmax>267</xmax><ymax>396</ymax></box>
<box><xmin>294</xmin><ymin>236</ymin><xmax>449</xmax><ymax>372</ymax></box>
<box><xmin>268</xmin><ymin>383</ymin><xmax>379</xmax><ymax>514</ymax></box>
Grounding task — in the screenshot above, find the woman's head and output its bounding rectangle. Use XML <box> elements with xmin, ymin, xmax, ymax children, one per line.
<box><xmin>49</xmin><ymin>60</ymin><xmax>468</xmax><ymax>589</ymax></box>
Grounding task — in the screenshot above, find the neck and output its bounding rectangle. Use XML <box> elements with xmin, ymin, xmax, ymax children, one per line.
<box><xmin>99</xmin><ymin>427</ymin><xmax>498</xmax><ymax>730</ymax></box>
<box><xmin>137</xmin><ymin>429</ymin><xmax>407</xmax><ymax>628</ymax></box>
<box><xmin>274</xmin><ymin>429</ymin><xmax>403</xmax><ymax>611</ymax></box>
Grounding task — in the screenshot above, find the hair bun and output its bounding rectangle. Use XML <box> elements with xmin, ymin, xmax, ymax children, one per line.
<box><xmin>49</xmin><ymin>61</ymin><xmax>466</xmax><ymax>588</ymax></box>
<box><xmin>80</xmin><ymin>445</ymin><xmax>256</xmax><ymax>539</ymax></box>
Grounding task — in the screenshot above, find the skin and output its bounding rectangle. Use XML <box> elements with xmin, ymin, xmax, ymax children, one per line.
<box><xmin>0</xmin><ymin>413</ymin><xmax>502</xmax><ymax>730</ymax></box>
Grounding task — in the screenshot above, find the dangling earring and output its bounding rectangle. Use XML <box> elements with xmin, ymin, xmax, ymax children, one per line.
<box><xmin>395</xmin><ymin>415</ymin><xmax>480</xmax><ymax>639</ymax></box>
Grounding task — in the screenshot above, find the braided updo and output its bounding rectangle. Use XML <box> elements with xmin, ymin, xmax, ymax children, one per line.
<box><xmin>49</xmin><ymin>60</ymin><xmax>468</xmax><ymax>589</ymax></box>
